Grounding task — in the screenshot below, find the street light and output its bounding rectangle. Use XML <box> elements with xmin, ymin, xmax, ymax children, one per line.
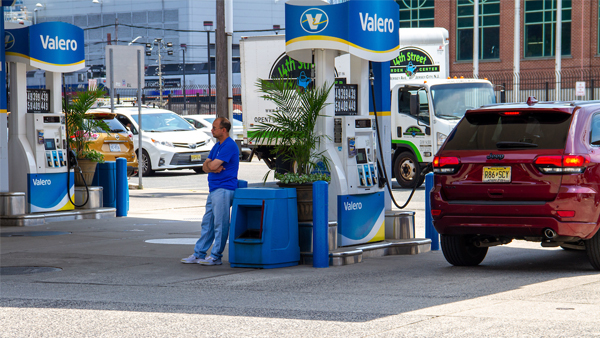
<box><xmin>145</xmin><ymin>38</ymin><xmax>173</xmax><ymax>107</ymax></box>
<box><xmin>204</xmin><ymin>20</ymin><xmax>213</xmax><ymax>114</ymax></box>
<box><xmin>180</xmin><ymin>44</ymin><xmax>188</xmax><ymax>115</ymax></box>
<box><xmin>129</xmin><ymin>36</ymin><xmax>142</xmax><ymax>46</ymax></box>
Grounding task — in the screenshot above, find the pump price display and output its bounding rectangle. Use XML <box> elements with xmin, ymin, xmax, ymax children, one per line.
<box><xmin>27</xmin><ymin>89</ymin><xmax>50</xmax><ymax>114</ymax></box>
<box><xmin>335</xmin><ymin>84</ymin><xmax>358</xmax><ymax>116</ymax></box>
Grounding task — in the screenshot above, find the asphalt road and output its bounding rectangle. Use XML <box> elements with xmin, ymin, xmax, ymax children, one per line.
<box><xmin>2</xmin><ymin>160</ymin><xmax>599</xmax><ymax>337</ymax></box>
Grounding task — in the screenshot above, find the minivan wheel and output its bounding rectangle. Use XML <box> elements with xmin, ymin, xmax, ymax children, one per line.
<box><xmin>441</xmin><ymin>235</ymin><xmax>488</xmax><ymax>266</ymax></box>
<box><xmin>394</xmin><ymin>152</ymin><xmax>423</xmax><ymax>189</ymax></box>
<box><xmin>585</xmin><ymin>231</ymin><xmax>600</xmax><ymax>270</ymax></box>
<box><xmin>141</xmin><ymin>149</ymin><xmax>154</xmax><ymax>176</ymax></box>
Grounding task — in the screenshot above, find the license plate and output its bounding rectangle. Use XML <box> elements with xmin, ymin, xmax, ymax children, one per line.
<box><xmin>483</xmin><ymin>166</ymin><xmax>511</xmax><ymax>183</ymax></box>
<box><xmin>190</xmin><ymin>154</ymin><xmax>202</xmax><ymax>162</ymax></box>
<box><xmin>109</xmin><ymin>144</ymin><xmax>121</xmax><ymax>152</ymax></box>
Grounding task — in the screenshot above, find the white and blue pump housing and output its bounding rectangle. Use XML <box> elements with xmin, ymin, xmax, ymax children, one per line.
<box><xmin>285</xmin><ymin>0</ymin><xmax>398</xmax><ymax>246</ymax></box>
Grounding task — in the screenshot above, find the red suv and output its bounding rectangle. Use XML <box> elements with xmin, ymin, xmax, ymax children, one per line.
<box><xmin>431</xmin><ymin>98</ymin><xmax>600</xmax><ymax>270</ymax></box>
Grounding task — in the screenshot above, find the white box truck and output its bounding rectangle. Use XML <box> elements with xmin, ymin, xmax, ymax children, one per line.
<box><xmin>240</xmin><ymin>29</ymin><xmax>496</xmax><ymax>187</ymax></box>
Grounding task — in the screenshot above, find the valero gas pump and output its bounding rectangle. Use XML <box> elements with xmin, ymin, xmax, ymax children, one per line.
<box><xmin>285</xmin><ymin>0</ymin><xmax>399</xmax><ymax>246</ymax></box>
<box><xmin>6</xmin><ymin>22</ymin><xmax>86</xmax><ymax>213</ymax></box>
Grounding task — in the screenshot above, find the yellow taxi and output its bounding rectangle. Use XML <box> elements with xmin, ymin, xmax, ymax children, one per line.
<box><xmin>85</xmin><ymin>110</ymin><xmax>138</xmax><ymax>176</ymax></box>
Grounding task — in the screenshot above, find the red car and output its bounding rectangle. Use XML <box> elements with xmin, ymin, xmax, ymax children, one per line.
<box><xmin>431</xmin><ymin>97</ymin><xmax>600</xmax><ymax>270</ymax></box>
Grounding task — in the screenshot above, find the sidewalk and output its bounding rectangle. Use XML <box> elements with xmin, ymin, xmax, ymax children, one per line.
<box><xmin>2</xmin><ymin>187</ymin><xmax>600</xmax><ymax>337</ymax></box>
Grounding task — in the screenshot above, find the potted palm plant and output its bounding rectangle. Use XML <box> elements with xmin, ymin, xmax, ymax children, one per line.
<box><xmin>64</xmin><ymin>88</ymin><xmax>110</xmax><ymax>186</ymax></box>
<box><xmin>251</xmin><ymin>79</ymin><xmax>333</xmax><ymax>221</ymax></box>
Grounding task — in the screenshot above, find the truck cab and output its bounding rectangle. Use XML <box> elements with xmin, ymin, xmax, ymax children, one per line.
<box><xmin>390</xmin><ymin>78</ymin><xmax>496</xmax><ymax>188</ymax></box>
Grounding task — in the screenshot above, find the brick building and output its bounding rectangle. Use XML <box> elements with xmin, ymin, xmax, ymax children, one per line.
<box><xmin>399</xmin><ymin>0</ymin><xmax>599</xmax><ymax>100</ymax></box>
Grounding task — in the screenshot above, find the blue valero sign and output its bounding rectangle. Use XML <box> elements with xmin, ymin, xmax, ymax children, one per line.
<box><xmin>5</xmin><ymin>22</ymin><xmax>85</xmax><ymax>72</ymax></box>
<box><xmin>285</xmin><ymin>0</ymin><xmax>399</xmax><ymax>62</ymax></box>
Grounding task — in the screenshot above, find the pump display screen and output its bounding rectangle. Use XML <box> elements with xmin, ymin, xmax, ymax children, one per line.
<box><xmin>355</xmin><ymin>119</ymin><xmax>371</xmax><ymax>128</ymax></box>
<box><xmin>44</xmin><ymin>138</ymin><xmax>56</xmax><ymax>150</ymax></box>
<box><xmin>356</xmin><ymin>149</ymin><xmax>367</xmax><ymax>164</ymax></box>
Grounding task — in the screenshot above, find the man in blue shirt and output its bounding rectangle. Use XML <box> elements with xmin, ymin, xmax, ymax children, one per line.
<box><xmin>181</xmin><ymin>117</ymin><xmax>239</xmax><ymax>265</ymax></box>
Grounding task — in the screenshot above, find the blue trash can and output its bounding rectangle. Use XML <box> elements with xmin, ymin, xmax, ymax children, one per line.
<box><xmin>229</xmin><ymin>188</ymin><xmax>300</xmax><ymax>269</ymax></box>
<box><xmin>92</xmin><ymin>161</ymin><xmax>116</xmax><ymax>208</ymax></box>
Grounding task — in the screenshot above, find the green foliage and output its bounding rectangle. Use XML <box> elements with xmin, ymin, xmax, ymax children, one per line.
<box><xmin>64</xmin><ymin>88</ymin><xmax>109</xmax><ymax>162</ymax></box>
<box><xmin>251</xmin><ymin>78</ymin><xmax>333</xmax><ymax>183</ymax></box>
<box><xmin>275</xmin><ymin>172</ymin><xmax>331</xmax><ymax>185</ymax></box>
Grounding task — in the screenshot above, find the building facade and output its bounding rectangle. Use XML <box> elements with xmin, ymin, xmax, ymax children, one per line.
<box><xmin>15</xmin><ymin>0</ymin><xmax>285</xmax><ymax>67</ymax></box>
<box><xmin>400</xmin><ymin>0</ymin><xmax>596</xmax><ymax>75</ymax></box>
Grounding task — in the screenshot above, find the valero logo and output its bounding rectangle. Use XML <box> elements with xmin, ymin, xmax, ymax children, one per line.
<box><xmin>300</xmin><ymin>8</ymin><xmax>328</xmax><ymax>34</ymax></box>
<box><xmin>4</xmin><ymin>31</ymin><xmax>15</xmax><ymax>50</ymax></box>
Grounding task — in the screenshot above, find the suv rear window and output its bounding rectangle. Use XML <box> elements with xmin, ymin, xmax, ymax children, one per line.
<box><xmin>443</xmin><ymin>111</ymin><xmax>573</xmax><ymax>150</ymax></box>
<box><xmin>89</xmin><ymin>118</ymin><xmax>127</xmax><ymax>133</ymax></box>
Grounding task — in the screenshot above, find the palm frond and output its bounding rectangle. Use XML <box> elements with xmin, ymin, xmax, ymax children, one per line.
<box><xmin>252</xmin><ymin>77</ymin><xmax>334</xmax><ymax>176</ymax></box>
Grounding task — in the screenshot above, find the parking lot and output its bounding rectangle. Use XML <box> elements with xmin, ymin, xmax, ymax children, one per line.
<box><xmin>2</xmin><ymin>161</ymin><xmax>600</xmax><ymax>337</ymax></box>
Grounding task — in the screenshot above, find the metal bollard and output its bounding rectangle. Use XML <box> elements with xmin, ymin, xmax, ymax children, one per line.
<box><xmin>312</xmin><ymin>181</ymin><xmax>329</xmax><ymax>268</ymax></box>
<box><xmin>425</xmin><ymin>173</ymin><xmax>439</xmax><ymax>250</ymax></box>
<box><xmin>116</xmin><ymin>158</ymin><xmax>128</xmax><ymax>217</ymax></box>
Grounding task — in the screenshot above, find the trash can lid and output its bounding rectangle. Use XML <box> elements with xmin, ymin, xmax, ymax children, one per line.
<box><xmin>234</xmin><ymin>187</ymin><xmax>296</xmax><ymax>200</ymax></box>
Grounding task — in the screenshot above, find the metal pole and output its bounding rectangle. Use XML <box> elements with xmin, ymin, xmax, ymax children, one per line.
<box><xmin>0</xmin><ymin>17</ymin><xmax>8</xmax><ymax>192</ymax></box>
<box><xmin>473</xmin><ymin>0</ymin><xmax>479</xmax><ymax>78</ymax></box>
<box><xmin>182</xmin><ymin>46</ymin><xmax>187</xmax><ymax>115</ymax></box>
<box><xmin>137</xmin><ymin>49</ymin><xmax>143</xmax><ymax>189</ymax></box>
<box><xmin>158</xmin><ymin>41</ymin><xmax>163</xmax><ymax>106</ymax></box>
<box><xmin>110</xmin><ymin>48</ymin><xmax>114</xmax><ymax>114</ymax></box>
<box><xmin>225</xmin><ymin>0</ymin><xmax>233</xmax><ymax>120</ymax></box>
<box><xmin>513</xmin><ymin>0</ymin><xmax>520</xmax><ymax>102</ymax></box>
<box><xmin>207</xmin><ymin>31</ymin><xmax>211</xmax><ymax>114</ymax></box>
<box><xmin>555</xmin><ymin>0</ymin><xmax>562</xmax><ymax>101</ymax></box>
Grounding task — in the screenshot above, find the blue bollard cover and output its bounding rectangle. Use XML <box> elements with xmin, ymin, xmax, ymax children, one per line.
<box><xmin>115</xmin><ymin>158</ymin><xmax>128</xmax><ymax>217</ymax></box>
<box><xmin>312</xmin><ymin>181</ymin><xmax>329</xmax><ymax>268</ymax></box>
<box><xmin>425</xmin><ymin>173</ymin><xmax>439</xmax><ymax>250</ymax></box>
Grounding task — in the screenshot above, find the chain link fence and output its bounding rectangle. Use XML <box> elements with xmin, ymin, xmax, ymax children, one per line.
<box><xmin>94</xmin><ymin>84</ymin><xmax>243</xmax><ymax>116</ymax></box>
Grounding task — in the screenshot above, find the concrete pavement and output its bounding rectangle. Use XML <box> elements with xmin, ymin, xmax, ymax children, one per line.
<box><xmin>2</xmin><ymin>183</ymin><xmax>600</xmax><ymax>337</ymax></box>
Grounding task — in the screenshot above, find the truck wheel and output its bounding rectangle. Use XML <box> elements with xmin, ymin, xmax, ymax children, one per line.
<box><xmin>585</xmin><ymin>231</ymin><xmax>600</xmax><ymax>270</ymax></box>
<box><xmin>394</xmin><ymin>152</ymin><xmax>422</xmax><ymax>189</ymax></box>
<box><xmin>141</xmin><ymin>149</ymin><xmax>154</xmax><ymax>177</ymax></box>
<box><xmin>441</xmin><ymin>235</ymin><xmax>488</xmax><ymax>266</ymax></box>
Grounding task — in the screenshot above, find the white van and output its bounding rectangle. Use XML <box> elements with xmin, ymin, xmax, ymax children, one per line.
<box><xmin>97</xmin><ymin>106</ymin><xmax>214</xmax><ymax>176</ymax></box>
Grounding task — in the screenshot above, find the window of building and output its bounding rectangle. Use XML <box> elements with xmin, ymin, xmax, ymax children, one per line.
<box><xmin>397</xmin><ymin>0</ymin><xmax>435</xmax><ymax>28</ymax></box>
<box><xmin>456</xmin><ymin>0</ymin><xmax>500</xmax><ymax>61</ymax></box>
<box><xmin>524</xmin><ymin>0</ymin><xmax>571</xmax><ymax>58</ymax></box>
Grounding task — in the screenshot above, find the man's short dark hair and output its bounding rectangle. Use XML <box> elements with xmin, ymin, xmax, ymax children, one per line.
<box><xmin>218</xmin><ymin>117</ymin><xmax>231</xmax><ymax>132</ymax></box>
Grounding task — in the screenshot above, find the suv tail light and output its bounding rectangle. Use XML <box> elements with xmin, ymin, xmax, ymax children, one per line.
<box><xmin>433</xmin><ymin>156</ymin><xmax>460</xmax><ymax>174</ymax></box>
<box><xmin>534</xmin><ymin>155</ymin><xmax>590</xmax><ymax>174</ymax></box>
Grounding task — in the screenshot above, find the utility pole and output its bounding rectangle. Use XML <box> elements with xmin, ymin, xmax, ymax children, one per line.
<box><xmin>146</xmin><ymin>39</ymin><xmax>173</xmax><ymax>107</ymax></box>
<box><xmin>216</xmin><ymin>0</ymin><xmax>228</xmax><ymax>118</ymax></box>
<box><xmin>181</xmin><ymin>44</ymin><xmax>187</xmax><ymax>115</ymax></box>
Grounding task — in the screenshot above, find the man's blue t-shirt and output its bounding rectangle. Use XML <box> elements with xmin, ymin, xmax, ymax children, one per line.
<box><xmin>207</xmin><ymin>137</ymin><xmax>239</xmax><ymax>192</ymax></box>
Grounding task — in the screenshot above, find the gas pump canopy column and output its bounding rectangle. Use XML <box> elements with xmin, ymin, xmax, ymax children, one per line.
<box><xmin>5</xmin><ymin>22</ymin><xmax>85</xmax><ymax>213</ymax></box>
<box><xmin>285</xmin><ymin>0</ymin><xmax>399</xmax><ymax>246</ymax></box>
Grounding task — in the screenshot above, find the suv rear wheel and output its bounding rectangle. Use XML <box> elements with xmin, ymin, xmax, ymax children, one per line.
<box><xmin>441</xmin><ymin>235</ymin><xmax>488</xmax><ymax>266</ymax></box>
<box><xmin>585</xmin><ymin>231</ymin><xmax>600</xmax><ymax>270</ymax></box>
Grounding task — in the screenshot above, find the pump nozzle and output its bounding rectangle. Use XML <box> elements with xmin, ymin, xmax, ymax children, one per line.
<box><xmin>67</xmin><ymin>149</ymin><xmax>78</xmax><ymax>168</ymax></box>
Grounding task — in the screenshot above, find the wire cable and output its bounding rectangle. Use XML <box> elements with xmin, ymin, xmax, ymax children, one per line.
<box><xmin>368</xmin><ymin>61</ymin><xmax>430</xmax><ymax>209</ymax></box>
